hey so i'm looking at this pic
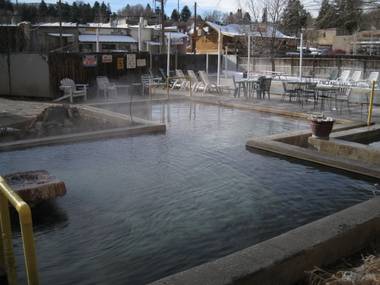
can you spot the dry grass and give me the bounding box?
[307,255,380,285]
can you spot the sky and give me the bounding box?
[12,0,321,16]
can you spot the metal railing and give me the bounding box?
[0,176,39,285]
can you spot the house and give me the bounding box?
[192,21,297,55]
[305,28,380,55]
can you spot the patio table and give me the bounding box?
[235,78,259,98]
[315,84,341,111]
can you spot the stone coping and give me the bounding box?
[245,121,380,179]
[308,125,380,167]
[150,198,380,285]
[0,105,166,152]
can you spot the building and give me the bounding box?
[192,21,297,55]
[307,28,380,55]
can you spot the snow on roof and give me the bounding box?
[79,34,137,43]
[205,21,295,39]
[146,24,178,31]
[165,32,188,39]
[35,22,129,29]
[48,33,74,37]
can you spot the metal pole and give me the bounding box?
[367,80,376,126]
[299,31,303,80]
[167,33,171,78]
[217,28,221,85]
[206,53,209,74]
[160,0,165,54]
[247,34,251,75]
[224,46,228,78]
[193,2,197,54]
[96,26,100,52]
[58,0,63,50]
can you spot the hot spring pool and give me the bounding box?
[0,101,376,285]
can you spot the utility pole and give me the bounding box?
[58,0,63,50]
[177,0,179,14]
[160,0,165,54]
[193,2,197,54]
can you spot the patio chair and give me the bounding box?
[320,69,339,85]
[232,75,243,98]
[334,69,351,85]
[141,74,165,96]
[256,77,272,100]
[282,82,298,102]
[348,70,362,86]
[96,76,117,99]
[187,70,204,92]
[357,71,379,88]
[198,71,220,94]
[172,69,187,90]
[335,86,352,113]
[301,82,318,108]
[55,78,87,103]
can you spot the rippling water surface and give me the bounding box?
[0,101,376,285]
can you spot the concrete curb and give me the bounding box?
[0,106,166,152]
[150,198,380,285]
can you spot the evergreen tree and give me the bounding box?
[180,5,191,22]
[243,12,251,23]
[281,0,309,35]
[171,9,180,22]
[335,0,361,33]
[262,7,267,23]
[316,0,338,29]
[47,4,57,19]
[38,0,48,20]
[71,2,80,22]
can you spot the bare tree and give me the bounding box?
[247,0,287,71]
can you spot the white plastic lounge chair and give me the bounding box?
[198,71,220,94]
[357,71,379,88]
[172,69,187,90]
[187,70,204,92]
[335,69,351,85]
[349,70,362,86]
[55,78,87,103]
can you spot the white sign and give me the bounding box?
[126,54,136,69]
[102,54,112,63]
[136,59,146,67]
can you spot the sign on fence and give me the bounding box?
[102,54,113,63]
[117,57,124,70]
[82,55,97,67]
[137,58,146,67]
[126,54,136,69]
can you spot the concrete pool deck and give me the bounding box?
[0,101,165,152]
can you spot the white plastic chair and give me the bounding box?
[187,70,204,92]
[349,70,362,86]
[198,71,220,94]
[96,76,117,99]
[55,78,87,103]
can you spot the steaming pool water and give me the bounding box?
[0,100,377,285]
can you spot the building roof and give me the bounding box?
[79,34,137,43]
[35,22,129,29]
[48,33,74,37]
[165,32,188,39]
[205,21,295,39]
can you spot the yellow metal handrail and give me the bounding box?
[0,176,39,285]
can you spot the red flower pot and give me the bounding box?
[310,119,335,139]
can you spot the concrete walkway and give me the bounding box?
[1,88,380,128]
